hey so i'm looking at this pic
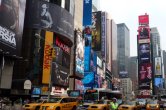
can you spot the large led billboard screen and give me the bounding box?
[0,0,26,56]
[91,11,101,51]
[138,14,149,25]
[75,31,84,77]
[155,57,162,76]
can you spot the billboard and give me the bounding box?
[119,71,128,78]
[90,50,97,72]
[25,0,74,39]
[42,31,53,84]
[138,63,152,89]
[52,62,70,87]
[139,43,151,64]
[0,0,26,56]
[155,57,162,76]
[82,72,95,85]
[138,27,150,39]
[101,12,106,59]
[83,0,92,25]
[84,26,91,72]
[91,11,101,51]
[75,31,84,77]
[138,14,149,25]
[75,79,84,93]
[154,78,164,94]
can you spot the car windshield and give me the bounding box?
[148,100,158,104]
[124,101,136,105]
[35,99,45,103]
[47,98,62,103]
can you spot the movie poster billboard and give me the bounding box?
[75,31,84,77]
[138,27,150,39]
[155,57,162,76]
[138,63,152,89]
[138,14,149,25]
[0,0,26,56]
[51,62,70,87]
[25,0,74,39]
[139,43,151,64]
[91,11,101,51]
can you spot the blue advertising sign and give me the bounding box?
[84,30,92,72]
[90,50,97,72]
[83,0,92,25]
[82,72,94,85]
[154,78,164,93]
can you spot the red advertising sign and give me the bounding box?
[139,63,152,81]
[139,14,149,25]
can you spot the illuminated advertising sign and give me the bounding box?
[138,63,152,89]
[92,11,101,51]
[42,31,53,84]
[90,50,97,72]
[155,57,162,76]
[138,14,149,25]
[76,31,84,77]
[84,27,92,72]
[139,43,151,63]
[67,90,80,97]
[119,71,128,78]
[82,72,94,85]
[52,62,69,87]
[138,26,150,39]
[0,0,26,56]
[101,12,106,59]
[25,0,74,39]
[83,0,92,25]
[154,78,163,94]
[75,79,84,93]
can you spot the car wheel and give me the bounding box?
[72,106,76,110]
[56,107,60,110]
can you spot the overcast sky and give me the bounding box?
[100,0,166,56]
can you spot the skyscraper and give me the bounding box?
[117,23,130,78]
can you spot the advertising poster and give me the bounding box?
[101,12,106,59]
[75,31,84,77]
[52,62,70,87]
[83,0,92,25]
[138,63,152,89]
[75,79,84,93]
[25,0,74,39]
[42,31,53,84]
[139,50,150,64]
[138,27,150,39]
[138,14,149,25]
[155,57,162,76]
[90,49,97,72]
[84,27,92,72]
[154,78,163,94]
[0,0,26,56]
[119,71,128,78]
[82,72,94,86]
[139,43,150,54]
[91,11,101,51]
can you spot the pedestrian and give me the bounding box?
[110,98,118,110]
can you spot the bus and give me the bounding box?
[84,88,122,103]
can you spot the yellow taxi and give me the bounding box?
[118,101,142,110]
[146,100,160,110]
[23,99,47,110]
[87,100,111,110]
[39,97,78,110]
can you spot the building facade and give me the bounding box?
[120,78,132,96]
[117,23,130,78]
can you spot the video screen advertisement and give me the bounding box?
[138,43,151,64]
[0,0,26,56]
[75,79,84,93]
[138,26,150,39]
[82,72,95,88]
[155,57,162,76]
[138,63,152,90]
[75,31,84,78]
[101,12,106,59]
[154,78,164,94]
[91,11,101,51]
[138,14,149,25]
[84,26,92,72]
